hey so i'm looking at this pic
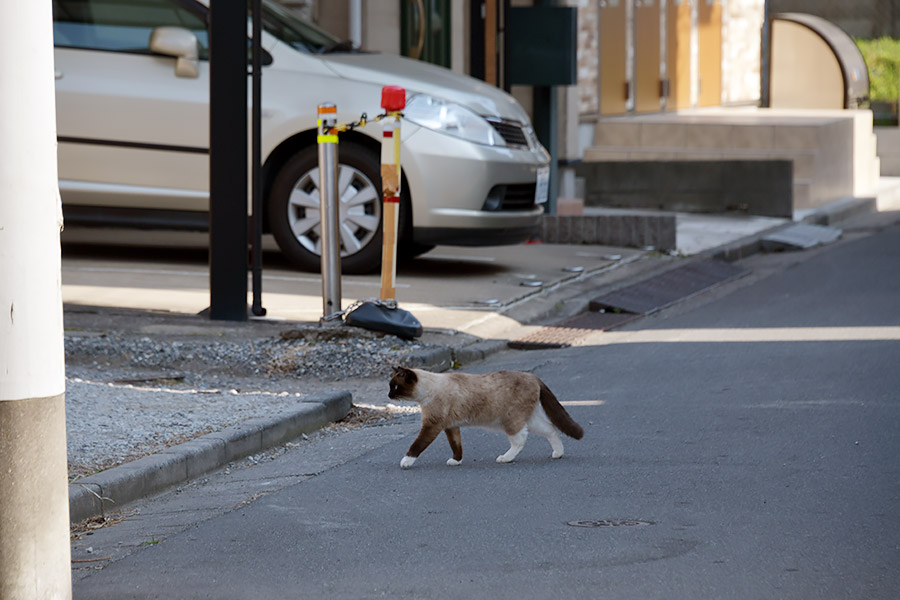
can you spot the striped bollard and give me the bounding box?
[380,85,405,300]
[317,102,342,323]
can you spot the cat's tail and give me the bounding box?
[538,380,584,440]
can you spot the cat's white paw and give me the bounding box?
[551,450,564,459]
[400,456,416,469]
[496,455,514,464]
[446,458,461,466]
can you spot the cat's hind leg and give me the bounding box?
[497,428,527,463]
[528,405,565,459]
[445,427,462,466]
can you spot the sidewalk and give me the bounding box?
[65,192,891,523]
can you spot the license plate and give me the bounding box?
[535,166,550,204]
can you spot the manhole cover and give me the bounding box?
[566,519,654,528]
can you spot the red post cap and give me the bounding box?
[381,85,406,111]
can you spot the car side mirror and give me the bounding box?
[149,26,200,78]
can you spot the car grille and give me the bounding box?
[483,183,537,211]
[486,118,529,148]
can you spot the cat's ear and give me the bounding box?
[394,366,417,383]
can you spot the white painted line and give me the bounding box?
[426,253,497,263]
[65,266,207,277]
[64,265,409,288]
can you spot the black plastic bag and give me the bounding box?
[344,300,422,339]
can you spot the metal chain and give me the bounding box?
[332,111,404,134]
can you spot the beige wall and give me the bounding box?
[363,0,401,54]
[722,0,763,105]
[770,19,845,109]
[576,0,600,117]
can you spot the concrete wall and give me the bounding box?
[575,160,794,217]
[875,126,900,175]
[278,0,401,55]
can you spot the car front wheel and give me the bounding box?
[269,142,383,274]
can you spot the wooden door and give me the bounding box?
[666,0,691,110]
[697,0,722,106]
[634,0,662,113]
[599,0,627,116]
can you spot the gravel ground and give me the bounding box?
[64,324,432,479]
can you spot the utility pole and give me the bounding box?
[0,1,72,598]
[208,0,249,321]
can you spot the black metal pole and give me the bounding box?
[208,0,248,321]
[250,0,266,317]
[530,0,558,215]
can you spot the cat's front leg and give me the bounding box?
[401,423,442,469]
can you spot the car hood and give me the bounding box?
[319,53,531,124]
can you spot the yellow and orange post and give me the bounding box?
[379,85,405,300]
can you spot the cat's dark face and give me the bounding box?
[388,367,418,400]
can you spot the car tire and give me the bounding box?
[269,142,385,274]
[398,241,435,261]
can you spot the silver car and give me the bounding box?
[53,0,550,273]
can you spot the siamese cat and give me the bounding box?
[388,366,584,469]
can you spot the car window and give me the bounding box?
[53,0,209,58]
[261,1,349,54]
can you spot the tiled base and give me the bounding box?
[541,214,676,250]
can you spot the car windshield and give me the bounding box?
[262,1,353,54]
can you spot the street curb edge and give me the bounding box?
[68,390,352,524]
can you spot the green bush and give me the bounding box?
[856,37,900,103]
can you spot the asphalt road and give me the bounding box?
[73,223,900,599]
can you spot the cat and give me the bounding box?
[388,366,584,469]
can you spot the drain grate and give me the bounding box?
[567,519,654,528]
[509,258,748,351]
[507,312,637,350]
[588,258,748,315]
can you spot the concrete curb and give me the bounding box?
[705,222,792,263]
[69,390,351,523]
[800,197,877,227]
[708,196,881,263]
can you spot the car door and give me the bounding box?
[54,0,211,217]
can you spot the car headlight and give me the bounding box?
[403,94,502,147]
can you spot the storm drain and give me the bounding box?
[507,312,637,350]
[588,258,749,315]
[508,258,748,350]
[566,520,654,528]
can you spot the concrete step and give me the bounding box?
[584,108,880,214]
